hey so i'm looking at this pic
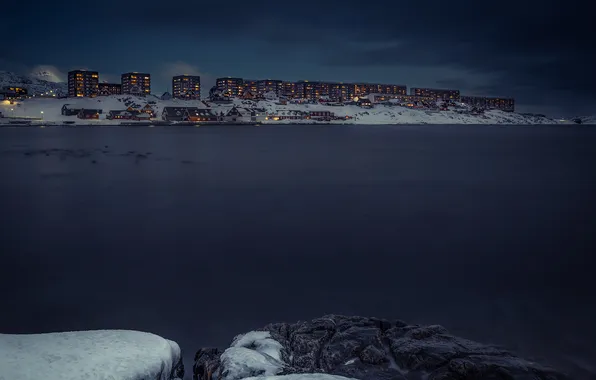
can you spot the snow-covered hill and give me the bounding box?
[0,71,67,96]
[573,116,596,124]
[0,94,561,125]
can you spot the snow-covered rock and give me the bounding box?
[193,315,568,380]
[217,332,286,380]
[0,330,184,380]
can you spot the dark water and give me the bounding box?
[1,125,595,379]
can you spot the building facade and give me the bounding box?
[460,96,515,112]
[172,75,201,100]
[328,83,352,102]
[1,86,28,99]
[121,73,151,95]
[98,83,122,96]
[257,79,283,97]
[295,81,331,100]
[243,79,258,95]
[68,70,99,97]
[409,87,460,100]
[216,77,244,97]
[282,81,297,98]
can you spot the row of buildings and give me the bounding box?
[213,78,515,111]
[58,103,341,124]
[215,77,414,102]
[62,70,513,112]
[68,71,152,97]
[67,70,202,100]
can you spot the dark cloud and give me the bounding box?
[1,0,594,115]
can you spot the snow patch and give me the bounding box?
[0,330,182,380]
[221,331,285,380]
[242,374,358,380]
[231,331,284,361]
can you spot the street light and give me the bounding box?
[41,111,44,120]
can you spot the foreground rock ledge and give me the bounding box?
[194,315,567,380]
[0,330,184,380]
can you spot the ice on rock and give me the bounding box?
[231,331,284,361]
[220,331,286,380]
[0,330,184,380]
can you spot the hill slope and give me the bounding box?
[0,94,561,125]
[0,71,67,96]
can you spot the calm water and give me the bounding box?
[1,124,595,379]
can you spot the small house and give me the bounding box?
[162,107,190,122]
[62,104,82,116]
[77,109,101,120]
[241,90,256,100]
[161,92,172,101]
[358,98,373,108]
[187,108,218,122]
[308,111,335,121]
[224,107,265,123]
[107,110,135,120]
[133,112,152,121]
[141,104,155,117]
[269,110,305,121]
[263,91,278,101]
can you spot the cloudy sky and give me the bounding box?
[1,0,593,116]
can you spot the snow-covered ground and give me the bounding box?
[0,330,183,380]
[0,94,561,125]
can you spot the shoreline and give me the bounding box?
[0,122,581,128]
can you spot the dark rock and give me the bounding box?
[193,348,223,380]
[171,355,185,380]
[195,315,569,380]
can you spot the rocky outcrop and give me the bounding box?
[194,315,568,380]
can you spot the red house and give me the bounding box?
[308,111,334,120]
[77,109,101,119]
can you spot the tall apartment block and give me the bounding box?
[216,77,244,97]
[409,87,460,100]
[68,70,99,97]
[121,72,151,95]
[172,75,201,100]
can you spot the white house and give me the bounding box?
[263,91,278,101]
[224,107,266,123]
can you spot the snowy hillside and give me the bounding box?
[0,94,561,125]
[0,330,184,380]
[0,71,67,96]
[573,116,596,124]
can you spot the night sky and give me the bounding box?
[1,0,594,116]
